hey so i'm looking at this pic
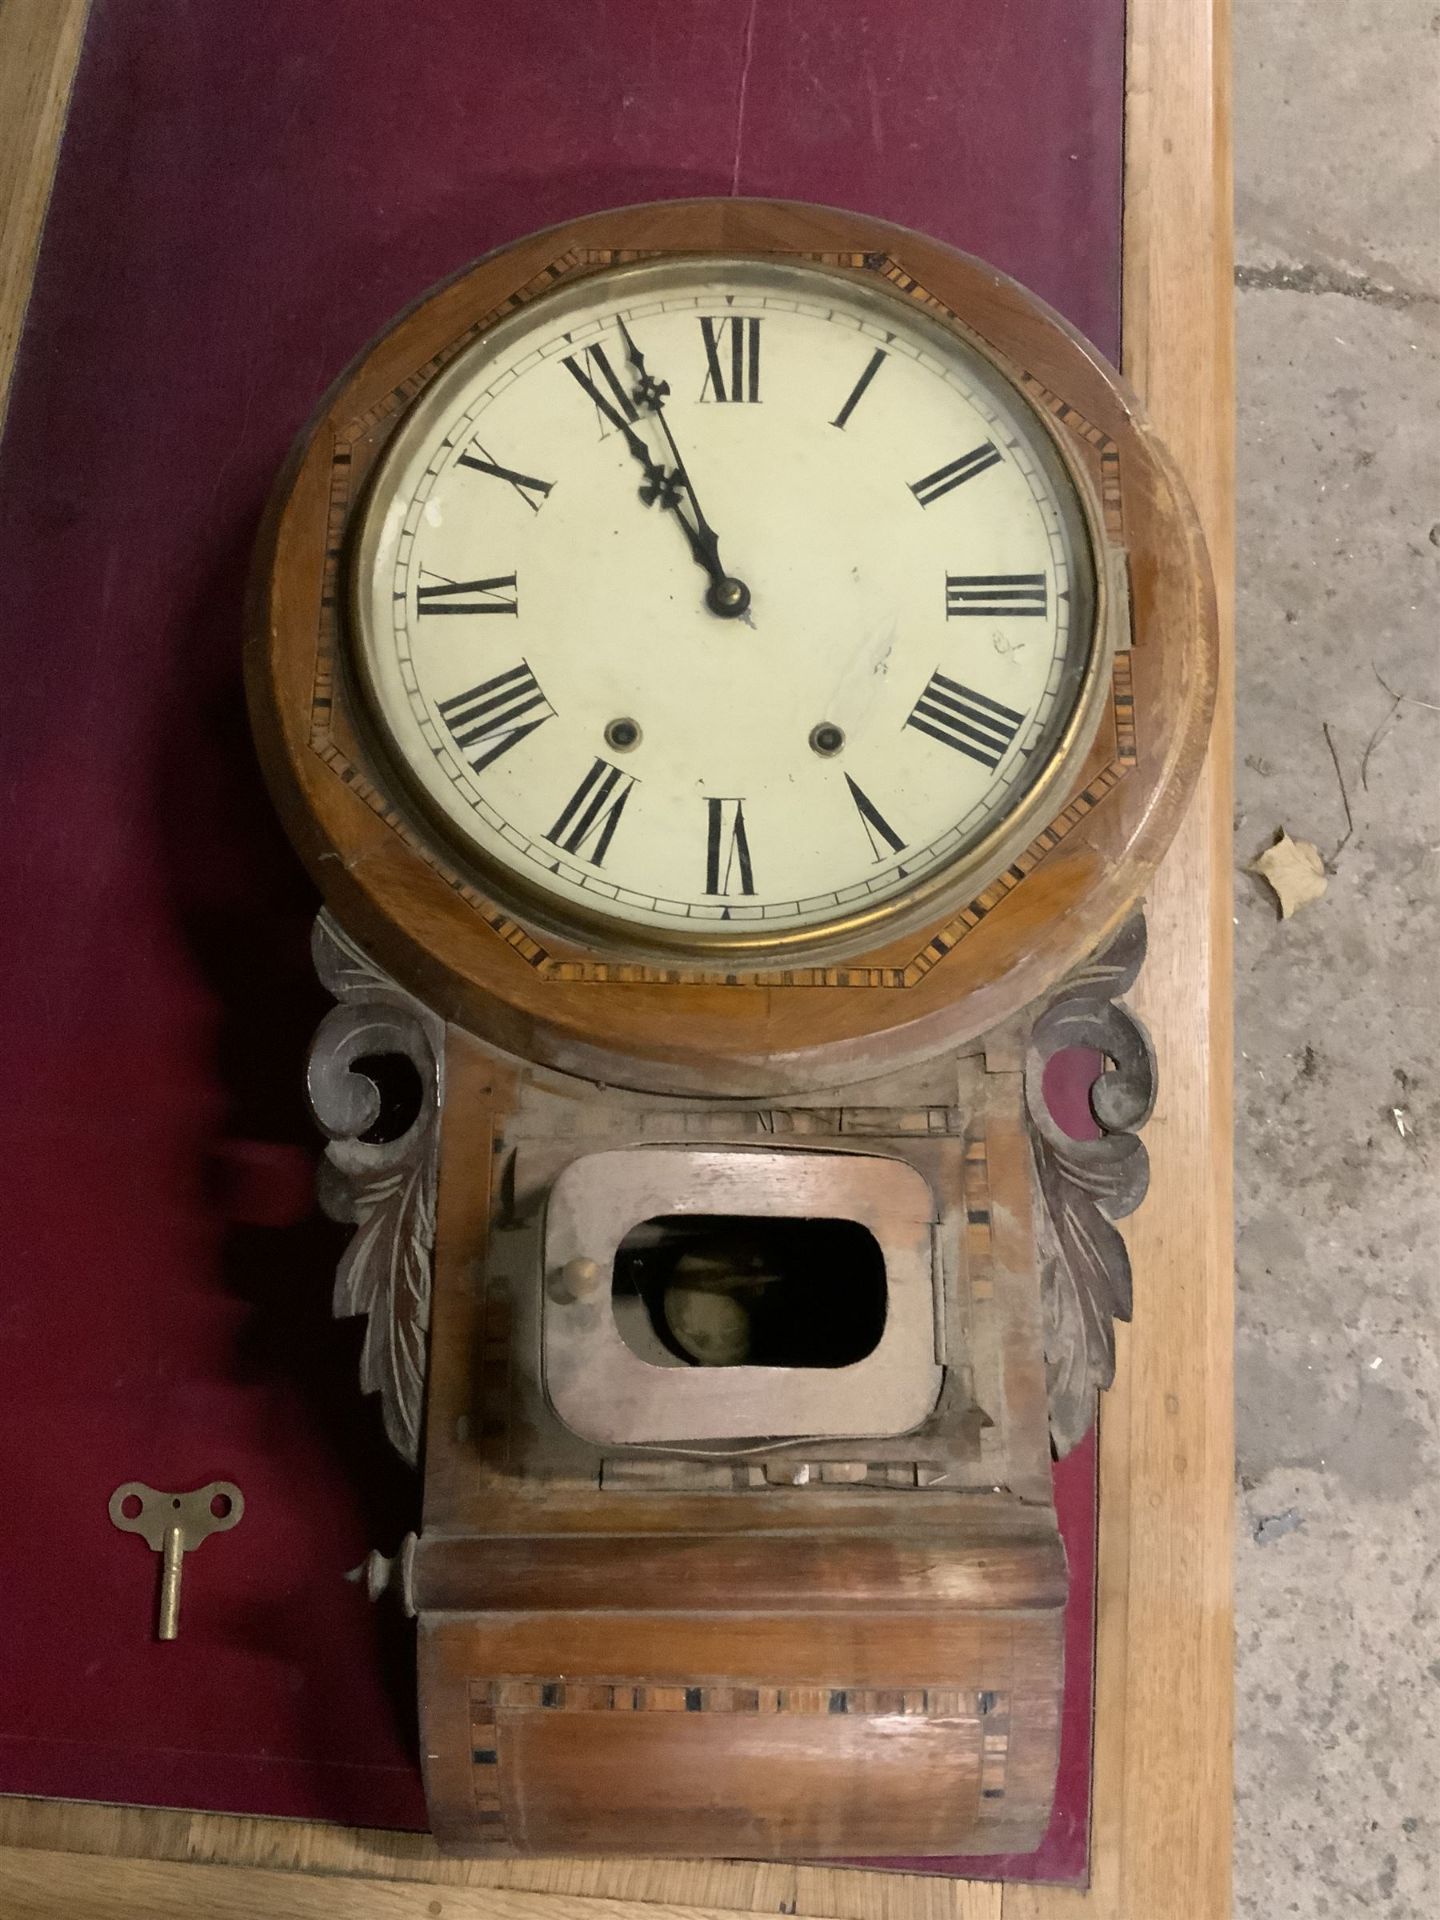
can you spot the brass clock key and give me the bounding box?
[108,1482,244,1640]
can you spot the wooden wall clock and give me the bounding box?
[247,198,1215,1859]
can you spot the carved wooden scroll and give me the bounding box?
[307,910,444,1465]
[1024,914,1155,1456]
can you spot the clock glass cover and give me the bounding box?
[350,256,1106,959]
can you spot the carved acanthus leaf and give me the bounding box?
[1024,913,1155,1457]
[308,910,443,1466]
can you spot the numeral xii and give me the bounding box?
[699,316,761,403]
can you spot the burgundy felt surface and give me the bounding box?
[0,0,1124,1881]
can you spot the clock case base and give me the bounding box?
[312,911,1152,1858]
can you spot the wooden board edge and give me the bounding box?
[1005,0,1237,1914]
[0,0,88,442]
[0,0,1233,1912]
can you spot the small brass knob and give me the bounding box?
[548,1256,604,1305]
[349,1533,417,1617]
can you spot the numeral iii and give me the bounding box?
[906,671,1026,770]
[945,573,1048,618]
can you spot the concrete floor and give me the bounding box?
[1232,3,1439,1914]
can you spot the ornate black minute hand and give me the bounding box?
[615,315,751,619]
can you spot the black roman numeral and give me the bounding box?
[545,758,636,866]
[704,798,755,895]
[844,775,905,861]
[415,570,518,616]
[909,442,1002,507]
[698,316,761,403]
[436,662,553,772]
[456,443,553,513]
[562,341,640,439]
[946,573,1048,618]
[830,347,887,429]
[905,671,1027,771]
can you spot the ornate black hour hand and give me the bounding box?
[615,316,751,619]
[562,343,686,516]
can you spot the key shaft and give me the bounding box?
[108,1481,244,1640]
[158,1523,185,1640]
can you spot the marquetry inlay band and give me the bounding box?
[599,1458,949,1491]
[304,239,1141,993]
[464,1676,1013,1842]
[964,1135,995,1302]
[471,1677,1008,1722]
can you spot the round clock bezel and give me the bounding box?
[248,198,1216,1096]
[343,252,1113,969]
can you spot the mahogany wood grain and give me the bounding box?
[412,1026,1067,1856]
[410,1531,1069,1617]
[420,1610,1063,1859]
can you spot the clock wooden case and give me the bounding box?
[247,199,1215,1858]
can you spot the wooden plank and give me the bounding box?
[0,0,87,439]
[0,1845,993,1920]
[1005,0,1236,1914]
[0,0,1232,1910]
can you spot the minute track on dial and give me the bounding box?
[351,252,1103,952]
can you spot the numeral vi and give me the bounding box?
[704,797,755,895]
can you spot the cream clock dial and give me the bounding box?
[351,256,1105,958]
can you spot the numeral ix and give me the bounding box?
[906,671,1026,771]
[416,570,518,616]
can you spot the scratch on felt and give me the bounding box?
[730,0,760,195]
[864,63,884,153]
